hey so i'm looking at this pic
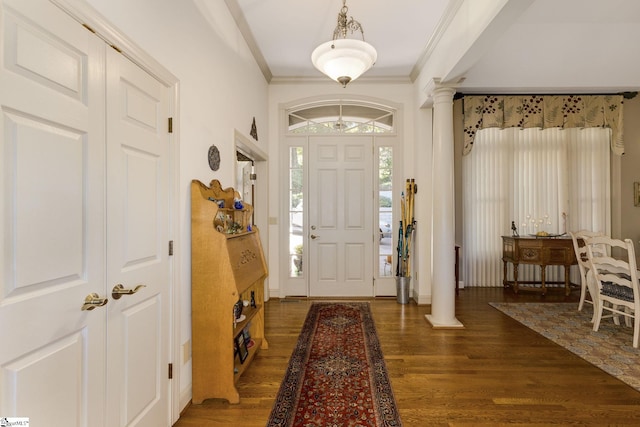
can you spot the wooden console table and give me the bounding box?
[502,236,577,296]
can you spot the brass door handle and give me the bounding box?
[310,234,318,240]
[111,284,146,300]
[82,293,108,311]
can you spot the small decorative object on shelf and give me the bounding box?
[234,198,244,210]
[228,221,242,234]
[511,221,519,237]
[208,197,224,208]
[250,291,256,308]
[522,213,554,235]
[235,333,248,363]
[250,117,258,141]
[233,299,243,321]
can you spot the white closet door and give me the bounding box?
[105,48,171,427]
[0,1,174,426]
[0,0,107,425]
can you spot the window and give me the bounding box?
[288,103,393,134]
[378,147,394,277]
[289,147,304,278]
[462,127,611,287]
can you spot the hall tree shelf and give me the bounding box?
[190,179,268,404]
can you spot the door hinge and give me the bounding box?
[168,117,173,133]
[168,240,174,256]
[168,363,173,379]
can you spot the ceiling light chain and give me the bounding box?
[333,1,365,41]
[311,0,377,87]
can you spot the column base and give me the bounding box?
[425,314,464,329]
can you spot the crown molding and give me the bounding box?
[224,0,272,83]
[409,0,464,83]
[51,0,178,85]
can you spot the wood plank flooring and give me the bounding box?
[174,288,640,426]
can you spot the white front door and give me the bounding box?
[105,48,171,426]
[0,0,107,424]
[308,136,373,297]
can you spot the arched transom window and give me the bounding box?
[288,102,394,134]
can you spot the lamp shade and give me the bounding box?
[311,38,377,87]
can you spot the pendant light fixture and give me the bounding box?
[311,0,377,87]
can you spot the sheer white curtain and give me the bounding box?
[462,127,610,287]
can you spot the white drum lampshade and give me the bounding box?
[311,38,377,87]
[311,0,377,87]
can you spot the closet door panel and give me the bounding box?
[105,47,171,427]
[0,0,106,425]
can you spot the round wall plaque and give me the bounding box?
[208,145,220,171]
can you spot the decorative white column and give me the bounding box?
[425,85,463,328]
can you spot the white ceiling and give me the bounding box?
[224,0,640,93]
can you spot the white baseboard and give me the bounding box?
[179,385,192,414]
[414,292,431,305]
[268,288,281,299]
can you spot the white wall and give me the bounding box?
[411,104,434,304]
[83,0,269,409]
[621,97,640,252]
[76,0,504,409]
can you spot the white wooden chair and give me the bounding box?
[569,230,605,322]
[585,236,640,348]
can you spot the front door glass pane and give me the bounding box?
[289,147,304,277]
[378,147,393,277]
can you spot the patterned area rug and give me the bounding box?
[267,302,402,427]
[490,302,640,392]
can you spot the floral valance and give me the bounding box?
[462,95,624,155]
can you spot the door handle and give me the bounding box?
[111,284,146,300]
[310,234,318,240]
[81,293,108,311]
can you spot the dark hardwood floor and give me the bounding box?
[174,287,640,426]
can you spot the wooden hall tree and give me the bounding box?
[190,179,268,404]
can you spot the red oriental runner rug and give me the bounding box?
[267,302,402,427]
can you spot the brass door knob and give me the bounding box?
[81,293,108,311]
[111,284,146,300]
